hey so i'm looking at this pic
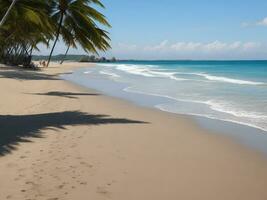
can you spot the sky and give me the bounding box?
[36,0,267,60]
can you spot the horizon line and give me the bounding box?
[32,55,267,62]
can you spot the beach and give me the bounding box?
[0,62,267,200]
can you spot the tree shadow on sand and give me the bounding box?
[0,67,59,81]
[0,111,148,156]
[30,91,100,99]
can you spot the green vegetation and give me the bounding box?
[33,54,117,63]
[0,0,110,68]
[79,55,116,62]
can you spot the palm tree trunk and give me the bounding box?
[46,12,64,67]
[0,0,18,27]
[60,44,70,64]
[29,45,34,57]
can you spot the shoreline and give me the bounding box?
[62,63,267,155]
[1,62,267,199]
[63,63,267,133]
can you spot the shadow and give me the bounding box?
[0,111,147,156]
[0,67,58,81]
[31,91,100,99]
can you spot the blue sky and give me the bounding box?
[36,0,267,59]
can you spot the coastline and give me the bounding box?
[0,62,267,199]
[64,62,267,133]
[62,63,267,155]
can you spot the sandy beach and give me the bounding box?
[0,62,267,200]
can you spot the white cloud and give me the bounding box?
[257,17,267,26]
[242,42,261,50]
[171,42,202,51]
[229,42,242,49]
[242,17,267,27]
[204,41,227,51]
[143,40,261,52]
[144,40,169,51]
[107,40,267,60]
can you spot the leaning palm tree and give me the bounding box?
[59,27,75,64]
[0,0,19,27]
[0,0,55,65]
[59,18,110,64]
[47,0,111,67]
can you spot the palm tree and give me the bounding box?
[0,0,111,67]
[0,0,54,65]
[59,27,74,64]
[0,0,18,27]
[46,0,111,67]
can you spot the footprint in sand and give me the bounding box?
[25,181,35,185]
[57,185,65,189]
[20,156,27,159]
[78,181,87,185]
[106,180,116,186]
[19,174,25,178]
[96,186,110,196]
[79,161,93,168]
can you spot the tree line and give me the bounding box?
[0,0,111,67]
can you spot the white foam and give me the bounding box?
[123,86,207,105]
[99,63,265,85]
[97,63,120,67]
[123,86,267,131]
[84,71,92,74]
[99,70,120,78]
[115,64,155,77]
[195,73,265,85]
[148,71,187,81]
[156,104,267,132]
[168,71,265,85]
[206,100,267,119]
[114,64,187,80]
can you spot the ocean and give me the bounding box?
[63,60,267,133]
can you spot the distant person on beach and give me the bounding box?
[41,60,47,67]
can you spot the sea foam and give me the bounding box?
[100,70,120,78]
[115,64,187,80]
[94,62,267,132]
[196,73,265,85]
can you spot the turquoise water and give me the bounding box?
[68,61,267,132]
